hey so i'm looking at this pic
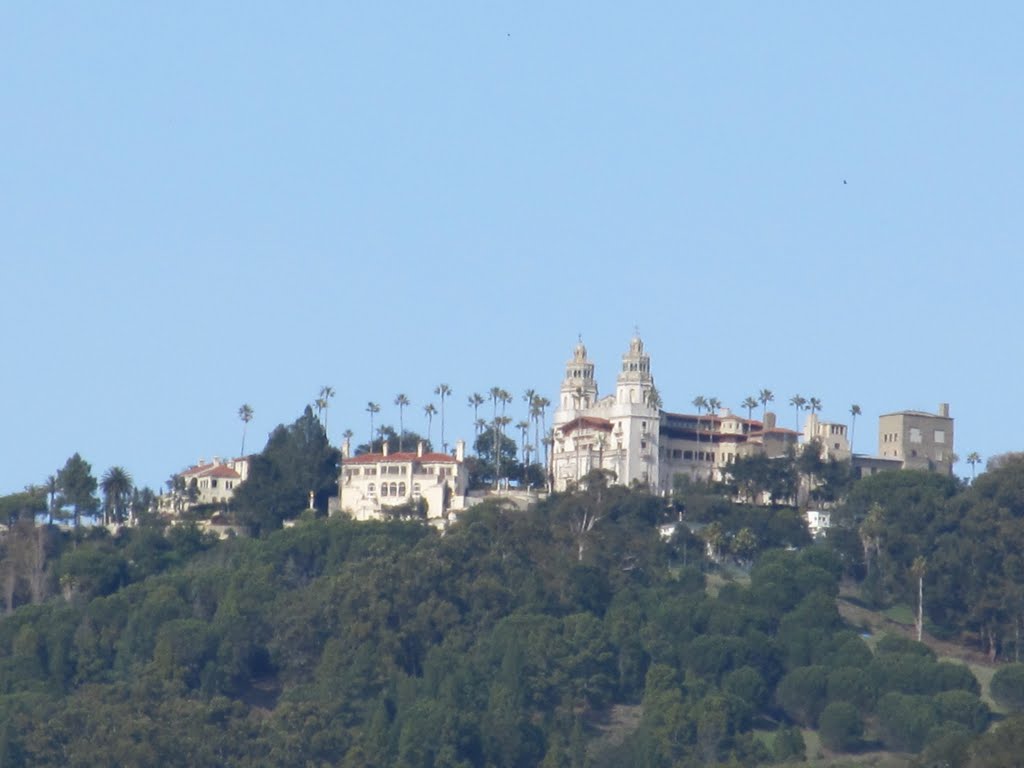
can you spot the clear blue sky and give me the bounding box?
[3,3,1021,494]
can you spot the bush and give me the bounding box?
[990,663,1024,712]
[772,726,805,762]
[818,701,862,752]
[776,666,828,727]
[933,690,989,733]
[876,692,936,752]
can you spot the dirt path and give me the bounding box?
[836,597,994,667]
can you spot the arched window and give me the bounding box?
[413,483,421,497]
[398,482,406,496]
[381,483,388,497]
[390,482,398,496]
[368,483,376,496]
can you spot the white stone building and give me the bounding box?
[550,337,799,493]
[334,439,468,524]
[160,456,251,515]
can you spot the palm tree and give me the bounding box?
[534,396,551,468]
[423,403,438,446]
[742,396,758,421]
[789,394,807,431]
[366,402,380,449]
[648,385,663,410]
[45,474,59,525]
[394,394,410,450]
[808,397,822,417]
[758,388,775,422]
[967,451,982,480]
[238,404,254,456]
[495,415,512,488]
[100,466,134,526]
[342,428,354,454]
[434,384,452,452]
[849,404,862,454]
[488,387,502,422]
[707,397,721,416]
[692,395,708,452]
[468,393,485,425]
[474,418,487,448]
[912,556,927,642]
[319,386,336,438]
[499,389,513,418]
[517,420,530,463]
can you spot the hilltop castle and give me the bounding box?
[549,336,953,494]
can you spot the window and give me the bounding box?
[398,482,406,496]
[935,430,946,444]
[910,428,922,444]
[390,482,398,496]
[368,482,376,496]
[683,450,693,460]
[380,483,388,497]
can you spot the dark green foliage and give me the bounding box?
[776,666,829,727]
[933,690,990,733]
[56,453,99,526]
[876,692,938,752]
[772,726,806,762]
[966,715,1024,768]
[818,701,862,752]
[233,406,340,534]
[0,477,1007,766]
[990,662,1024,712]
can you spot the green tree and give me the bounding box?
[57,453,99,527]
[100,466,134,526]
[758,388,774,422]
[394,394,410,450]
[423,403,438,446]
[967,451,982,480]
[318,385,335,438]
[233,406,339,534]
[990,663,1024,712]
[849,404,861,454]
[366,402,380,449]
[741,396,758,420]
[789,394,807,431]
[238,403,254,456]
[818,701,862,752]
[434,384,452,453]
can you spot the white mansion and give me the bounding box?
[332,439,469,525]
[549,336,954,494]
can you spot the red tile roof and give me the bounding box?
[344,451,458,464]
[559,416,614,434]
[180,462,242,480]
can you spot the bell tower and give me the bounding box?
[615,335,654,407]
[560,337,598,412]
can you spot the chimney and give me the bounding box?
[764,412,776,430]
[455,439,465,462]
[342,438,350,459]
[938,402,950,418]
[382,441,389,457]
[417,441,424,457]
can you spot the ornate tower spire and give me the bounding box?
[616,334,654,407]
[560,337,598,411]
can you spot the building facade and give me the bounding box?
[334,439,468,524]
[550,337,799,493]
[877,404,954,474]
[159,456,251,515]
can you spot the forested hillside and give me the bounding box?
[2,465,1024,766]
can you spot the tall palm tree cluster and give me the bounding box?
[343,386,553,480]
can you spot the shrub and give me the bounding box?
[990,663,1024,712]
[818,701,862,752]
